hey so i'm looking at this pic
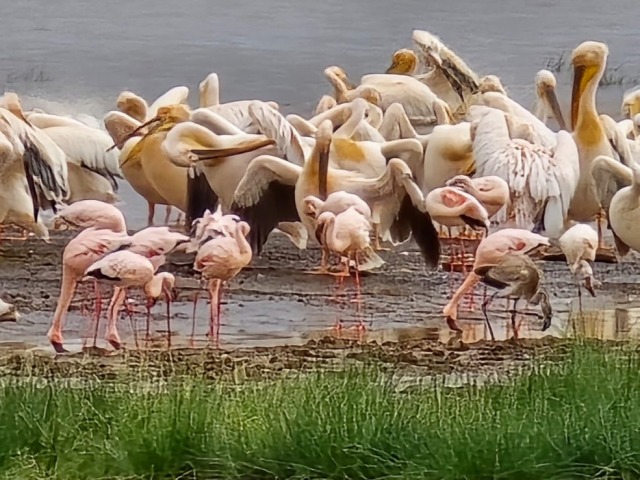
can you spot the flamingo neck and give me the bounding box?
[145,272,173,299]
[235,225,252,259]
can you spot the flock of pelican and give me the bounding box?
[1,29,640,348]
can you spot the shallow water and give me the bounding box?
[1,0,639,227]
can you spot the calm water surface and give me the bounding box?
[1,0,639,227]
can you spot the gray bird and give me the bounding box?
[477,253,552,340]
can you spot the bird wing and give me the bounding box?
[231,155,301,254]
[0,109,69,217]
[472,108,578,234]
[43,125,122,189]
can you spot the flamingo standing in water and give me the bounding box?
[442,228,550,333]
[108,226,189,345]
[47,227,132,352]
[84,250,176,348]
[314,202,374,331]
[193,220,252,345]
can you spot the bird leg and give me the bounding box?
[163,287,173,350]
[351,253,366,333]
[92,280,102,348]
[216,281,224,347]
[106,287,126,350]
[191,289,200,347]
[207,279,221,348]
[122,290,139,349]
[481,291,499,342]
[304,248,332,275]
[372,223,390,251]
[164,205,173,225]
[147,202,155,227]
[510,298,519,340]
[596,207,605,249]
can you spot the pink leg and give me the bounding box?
[207,279,221,347]
[106,287,126,350]
[352,253,366,334]
[191,290,200,346]
[163,288,172,350]
[216,282,224,346]
[122,290,139,349]
[443,272,481,332]
[92,280,102,348]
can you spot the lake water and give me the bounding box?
[1,0,638,227]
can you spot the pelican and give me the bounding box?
[232,120,441,268]
[470,105,579,236]
[198,72,280,133]
[567,41,623,249]
[590,155,640,256]
[622,86,640,120]
[36,120,122,204]
[117,86,189,123]
[324,65,440,128]
[0,95,68,239]
[532,70,567,130]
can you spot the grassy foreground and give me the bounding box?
[1,343,640,479]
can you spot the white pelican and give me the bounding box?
[198,72,280,133]
[470,105,579,236]
[117,86,189,123]
[324,65,440,127]
[567,41,624,248]
[232,120,441,268]
[532,70,567,130]
[622,86,640,120]
[0,96,68,239]
[590,155,640,256]
[249,100,423,181]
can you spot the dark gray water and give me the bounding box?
[1,0,639,226]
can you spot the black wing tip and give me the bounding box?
[186,171,219,226]
[398,196,440,270]
[230,182,299,256]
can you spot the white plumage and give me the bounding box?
[470,106,579,236]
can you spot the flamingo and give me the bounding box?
[84,250,176,349]
[47,227,132,352]
[443,229,550,332]
[51,200,127,233]
[445,175,510,220]
[557,223,599,310]
[481,253,552,340]
[302,191,381,273]
[193,220,252,345]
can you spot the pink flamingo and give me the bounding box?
[108,226,188,344]
[47,227,132,352]
[83,250,176,349]
[425,186,490,286]
[302,191,378,273]
[188,207,240,251]
[315,205,373,331]
[193,220,252,345]
[443,228,550,333]
[52,200,127,232]
[445,175,510,220]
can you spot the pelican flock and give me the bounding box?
[1,29,639,349]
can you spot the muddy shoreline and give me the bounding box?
[1,230,640,379]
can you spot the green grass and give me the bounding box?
[1,343,640,479]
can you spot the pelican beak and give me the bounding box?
[544,84,567,131]
[9,105,32,127]
[571,63,598,130]
[107,115,160,152]
[191,138,275,161]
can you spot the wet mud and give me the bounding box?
[1,230,640,379]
